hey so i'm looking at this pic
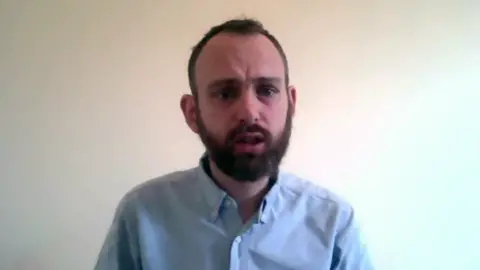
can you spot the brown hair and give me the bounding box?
[187,18,290,97]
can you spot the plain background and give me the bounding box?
[1,1,479,269]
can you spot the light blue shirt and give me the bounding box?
[95,157,373,270]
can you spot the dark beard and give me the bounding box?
[196,104,293,182]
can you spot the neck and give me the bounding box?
[209,158,271,222]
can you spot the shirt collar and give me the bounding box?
[195,153,282,223]
[196,153,228,221]
[258,175,281,223]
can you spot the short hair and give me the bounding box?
[187,18,290,97]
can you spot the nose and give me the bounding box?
[234,89,260,124]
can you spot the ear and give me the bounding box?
[287,85,297,115]
[180,94,200,134]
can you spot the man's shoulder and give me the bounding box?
[133,168,197,194]
[277,172,354,219]
[279,172,352,208]
[118,167,199,210]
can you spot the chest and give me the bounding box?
[136,216,336,270]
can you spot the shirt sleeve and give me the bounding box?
[94,196,141,270]
[332,207,375,270]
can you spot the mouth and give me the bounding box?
[233,132,266,153]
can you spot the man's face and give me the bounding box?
[182,33,296,182]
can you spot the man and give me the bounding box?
[95,18,373,270]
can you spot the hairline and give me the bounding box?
[187,20,290,100]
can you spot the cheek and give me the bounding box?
[200,109,230,138]
[265,103,289,134]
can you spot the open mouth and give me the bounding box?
[233,133,266,152]
[235,133,265,144]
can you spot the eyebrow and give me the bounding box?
[207,76,282,90]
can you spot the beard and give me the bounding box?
[196,104,293,182]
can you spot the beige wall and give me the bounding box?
[1,1,479,269]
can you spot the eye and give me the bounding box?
[256,84,279,97]
[214,87,239,101]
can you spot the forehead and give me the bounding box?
[194,33,285,91]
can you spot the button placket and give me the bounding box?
[229,236,242,270]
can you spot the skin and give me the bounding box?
[181,33,297,221]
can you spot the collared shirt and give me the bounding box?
[94,157,373,270]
